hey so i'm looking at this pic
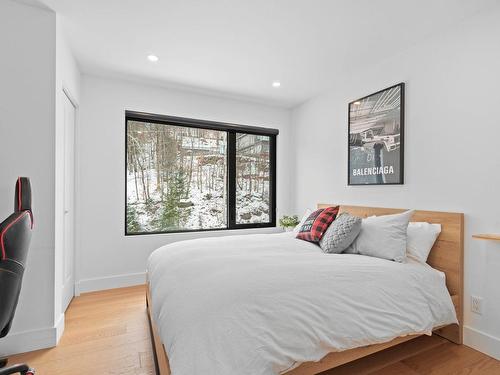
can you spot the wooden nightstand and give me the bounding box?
[472,234,500,241]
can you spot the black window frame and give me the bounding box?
[125,110,278,236]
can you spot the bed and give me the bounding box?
[146,205,464,375]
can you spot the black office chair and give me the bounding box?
[0,178,35,375]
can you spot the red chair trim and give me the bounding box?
[0,211,30,260]
[17,176,22,211]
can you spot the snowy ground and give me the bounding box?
[127,171,269,233]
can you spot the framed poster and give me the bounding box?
[348,83,404,185]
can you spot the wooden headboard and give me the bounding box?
[318,204,464,344]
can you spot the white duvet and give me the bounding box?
[147,232,457,375]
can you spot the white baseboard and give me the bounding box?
[464,325,500,360]
[75,272,146,294]
[0,321,62,357]
[54,313,65,344]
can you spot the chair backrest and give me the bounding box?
[0,177,33,338]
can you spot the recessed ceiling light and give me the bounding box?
[147,54,159,62]
[272,81,281,88]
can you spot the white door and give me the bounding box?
[62,92,76,312]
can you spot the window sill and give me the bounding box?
[126,225,282,239]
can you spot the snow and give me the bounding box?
[127,168,227,232]
[127,169,270,232]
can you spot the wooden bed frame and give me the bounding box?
[146,204,464,375]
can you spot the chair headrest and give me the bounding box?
[15,177,32,212]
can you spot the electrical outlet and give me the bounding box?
[471,296,483,315]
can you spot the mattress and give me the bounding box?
[147,232,457,375]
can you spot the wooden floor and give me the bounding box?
[8,285,500,375]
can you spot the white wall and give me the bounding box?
[77,76,292,292]
[291,8,500,359]
[0,0,57,356]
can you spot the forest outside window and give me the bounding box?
[125,111,278,235]
[236,133,271,224]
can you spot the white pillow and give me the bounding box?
[293,209,312,234]
[347,210,414,262]
[407,222,441,263]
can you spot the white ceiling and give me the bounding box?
[38,0,497,107]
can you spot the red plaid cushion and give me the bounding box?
[296,206,340,242]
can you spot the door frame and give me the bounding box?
[62,86,80,301]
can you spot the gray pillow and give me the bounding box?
[319,213,362,254]
[346,210,414,262]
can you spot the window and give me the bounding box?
[125,111,277,235]
[236,133,271,224]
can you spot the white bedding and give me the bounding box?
[147,232,457,375]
